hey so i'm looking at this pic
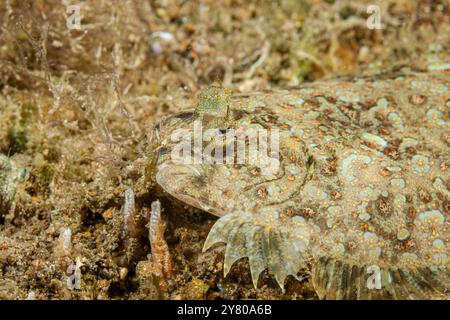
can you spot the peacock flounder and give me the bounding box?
[153,66,449,299]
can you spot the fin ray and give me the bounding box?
[203,211,312,290]
[312,259,449,300]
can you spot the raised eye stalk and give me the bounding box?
[195,86,232,128]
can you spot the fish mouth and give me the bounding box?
[155,161,226,217]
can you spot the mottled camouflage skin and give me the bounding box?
[154,62,449,299]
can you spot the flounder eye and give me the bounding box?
[195,86,232,128]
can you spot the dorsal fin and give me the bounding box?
[312,258,449,300]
